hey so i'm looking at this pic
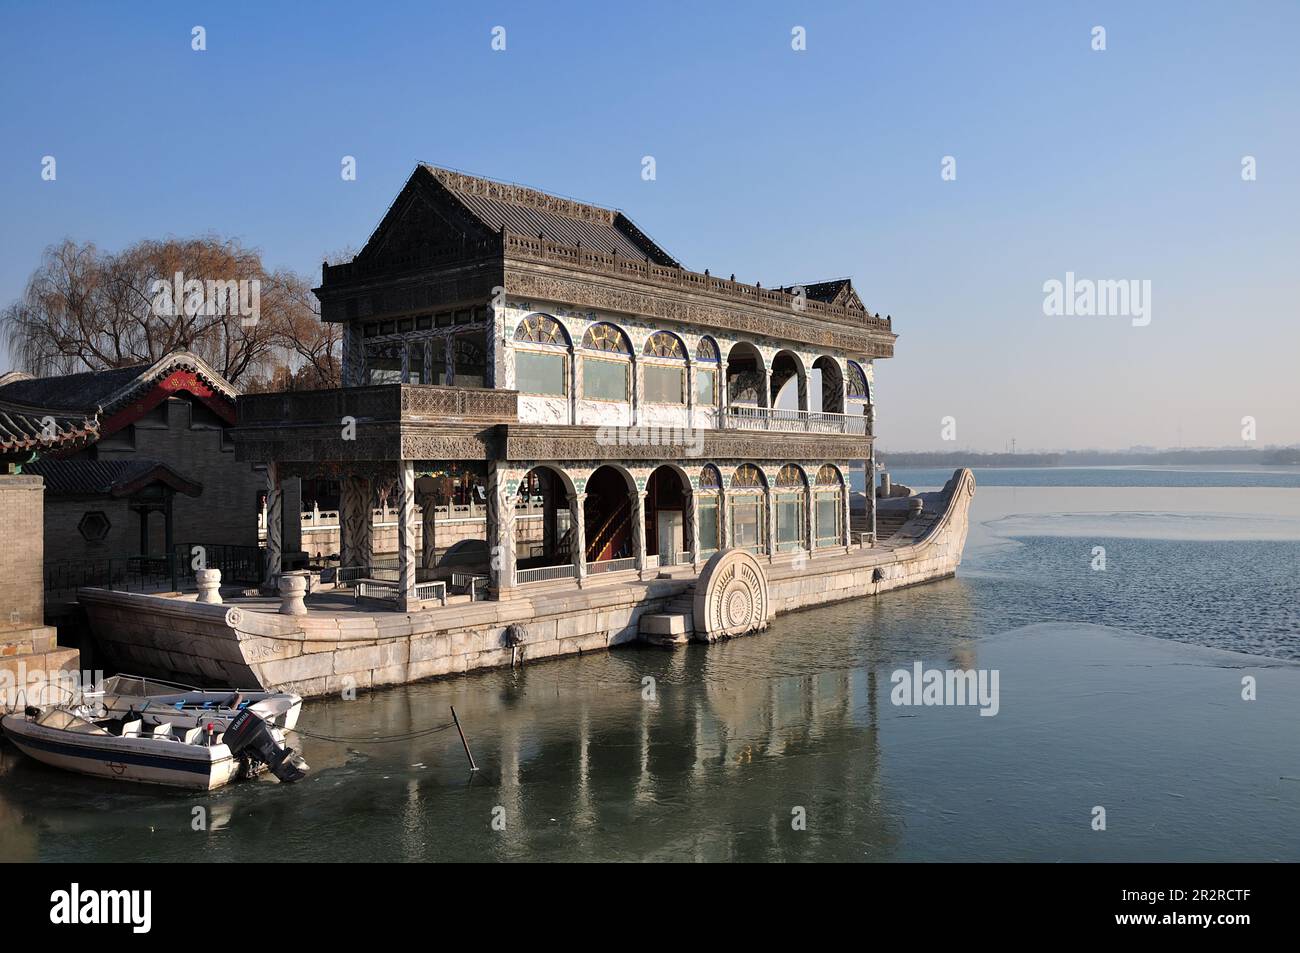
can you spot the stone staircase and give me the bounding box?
[639,586,696,647]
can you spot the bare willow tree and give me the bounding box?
[1,236,340,391]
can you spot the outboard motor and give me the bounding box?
[223,708,309,783]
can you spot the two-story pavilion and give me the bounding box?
[235,165,897,608]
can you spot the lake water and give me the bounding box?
[2,465,1298,862]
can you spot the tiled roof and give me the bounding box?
[425,165,680,267]
[775,279,865,310]
[0,352,237,417]
[0,401,99,460]
[23,458,202,497]
[0,364,147,413]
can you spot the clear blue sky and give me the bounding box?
[2,0,1296,451]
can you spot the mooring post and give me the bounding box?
[450,705,478,771]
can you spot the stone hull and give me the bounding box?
[79,470,975,699]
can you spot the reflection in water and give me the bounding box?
[2,478,1297,861]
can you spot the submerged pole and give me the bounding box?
[450,705,478,771]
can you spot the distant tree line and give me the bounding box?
[1,236,341,392]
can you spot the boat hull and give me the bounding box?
[1,715,239,791]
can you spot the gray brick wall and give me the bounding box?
[45,397,261,564]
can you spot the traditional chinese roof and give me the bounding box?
[22,458,202,498]
[422,165,680,267]
[321,164,898,359]
[0,352,237,417]
[0,400,100,462]
[776,279,867,312]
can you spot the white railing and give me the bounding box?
[516,564,577,584]
[338,563,400,585]
[354,579,447,605]
[587,557,636,575]
[723,405,868,435]
[658,551,691,567]
[450,571,490,601]
[259,499,546,533]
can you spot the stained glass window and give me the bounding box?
[644,331,686,359]
[582,322,632,355]
[515,313,569,346]
[847,361,869,399]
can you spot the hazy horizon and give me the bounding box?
[2,1,1297,452]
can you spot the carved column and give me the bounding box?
[488,461,516,595]
[421,493,437,569]
[856,460,867,549]
[631,489,648,574]
[263,462,282,589]
[631,356,642,426]
[761,365,772,410]
[570,492,587,581]
[765,485,777,562]
[569,348,580,425]
[340,474,372,569]
[805,482,816,558]
[719,359,730,424]
[443,332,455,385]
[342,322,364,387]
[685,487,700,567]
[719,488,730,549]
[397,460,417,610]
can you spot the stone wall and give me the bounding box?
[47,398,262,565]
[0,476,44,626]
[78,471,975,700]
[293,513,543,560]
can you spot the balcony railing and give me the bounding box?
[587,557,636,575]
[516,564,577,584]
[723,405,870,435]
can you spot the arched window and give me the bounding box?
[728,464,766,554]
[695,337,719,406]
[774,465,807,553]
[697,465,722,556]
[513,315,569,396]
[643,331,686,404]
[582,322,632,354]
[847,361,869,400]
[581,323,632,401]
[814,465,844,547]
[644,331,686,359]
[515,313,569,346]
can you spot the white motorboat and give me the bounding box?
[0,704,309,791]
[91,674,302,732]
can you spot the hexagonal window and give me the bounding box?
[77,510,111,542]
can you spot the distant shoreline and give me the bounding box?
[878,449,1300,468]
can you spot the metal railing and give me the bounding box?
[516,564,577,584]
[587,557,636,575]
[450,571,490,601]
[45,544,264,598]
[723,405,869,435]
[337,562,399,585]
[354,579,447,605]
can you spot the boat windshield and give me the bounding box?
[104,675,191,697]
[36,708,109,734]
